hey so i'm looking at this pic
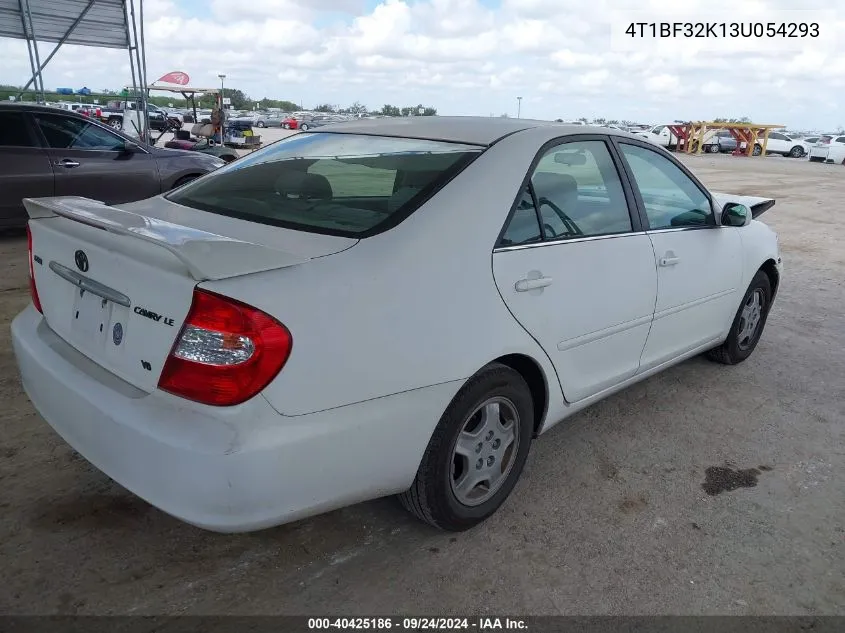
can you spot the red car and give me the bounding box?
[282,116,314,131]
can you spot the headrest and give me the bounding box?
[274,171,333,200]
[532,172,578,198]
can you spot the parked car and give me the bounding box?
[231,112,285,128]
[13,118,781,533]
[702,130,739,153]
[808,134,845,162]
[640,124,685,149]
[98,100,169,132]
[762,132,808,158]
[0,103,225,229]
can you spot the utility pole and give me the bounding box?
[517,96,522,119]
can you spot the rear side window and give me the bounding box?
[836,137,845,144]
[0,112,35,147]
[166,133,482,237]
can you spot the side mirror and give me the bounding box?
[122,140,141,153]
[722,203,750,227]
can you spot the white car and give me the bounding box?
[12,119,782,533]
[808,134,845,162]
[639,124,685,149]
[762,132,809,158]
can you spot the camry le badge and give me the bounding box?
[74,250,89,272]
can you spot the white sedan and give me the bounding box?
[13,118,782,533]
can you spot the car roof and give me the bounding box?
[0,101,92,118]
[316,116,604,146]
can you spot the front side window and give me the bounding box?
[769,133,786,141]
[34,114,124,151]
[166,132,482,237]
[618,143,713,230]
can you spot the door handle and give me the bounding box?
[515,276,553,292]
[55,159,80,168]
[659,255,680,267]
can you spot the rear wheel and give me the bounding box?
[707,271,772,365]
[752,144,762,156]
[708,143,721,153]
[398,363,534,531]
[108,118,122,130]
[257,121,265,128]
[789,145,805,158]
[300,123,310,131]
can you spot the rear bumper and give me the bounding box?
[12,306,460,532]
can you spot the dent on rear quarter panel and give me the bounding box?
[202,128,569,418]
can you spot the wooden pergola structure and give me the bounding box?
[668,121,786,157]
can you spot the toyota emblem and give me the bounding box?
[74,250,89,272]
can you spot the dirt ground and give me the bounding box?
[0,152,843,616]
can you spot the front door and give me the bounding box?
[31,111,161,205]
[615,141,743,370]
[493,138,657,403]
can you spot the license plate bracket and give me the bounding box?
[71,287,113,346]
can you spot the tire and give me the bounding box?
[707,270,772,365]
[108,118,122,130]
[220,154,237,163]
[257,121,265,128]
[283,123,290,129]
[752,144,762,156]
[398,363,534,531]
[300,123,309,131]
[789,145,805,158]
[809,156,824,162]
[708,143,721,153]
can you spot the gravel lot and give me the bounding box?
[0,151,843,616]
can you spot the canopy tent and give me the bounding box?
[0,0,150,137]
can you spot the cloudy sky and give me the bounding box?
[1,0,843,129]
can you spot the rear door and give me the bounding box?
[493,137,657,403]
[615,140,742,370]
[31,111,162,204]
[765,132,789,154]
[0,110,54,227]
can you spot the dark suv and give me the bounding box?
[0,103,226,229]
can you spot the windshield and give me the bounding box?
[166,132,482,237]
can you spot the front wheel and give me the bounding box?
[752,144,762,156]
[708,143,721,153]
[707,270,772,365]
[789,145,805,158]
[398,363,534,531]
[282,123,290,129]
[108,118,122,130]
[257,121,265,128]
[299,123,309,131]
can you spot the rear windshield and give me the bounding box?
[166,132,483,237]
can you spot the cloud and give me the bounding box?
[0,0,843,129]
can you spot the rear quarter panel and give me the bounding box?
[203,128,568,418]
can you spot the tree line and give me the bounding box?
[0,84,436,116]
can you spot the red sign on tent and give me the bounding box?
[156,71,190,85]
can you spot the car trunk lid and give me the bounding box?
[25,196,355,393]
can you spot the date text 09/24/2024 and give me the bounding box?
[624,22,819,38]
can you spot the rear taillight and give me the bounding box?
[158,289,292,406]
[26,224,43,314]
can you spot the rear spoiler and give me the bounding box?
[710,192,775,219]
[23,196,308,281]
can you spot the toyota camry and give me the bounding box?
[12,117,781,532]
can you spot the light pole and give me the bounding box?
[218,74,226,145]
[517,96,522,119]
